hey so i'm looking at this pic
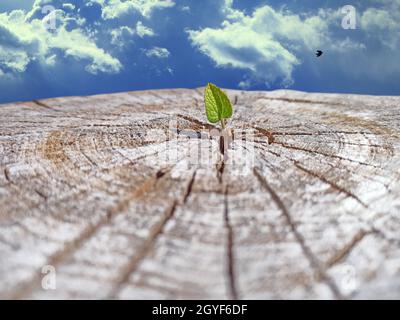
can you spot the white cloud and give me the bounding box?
[110,21,154,47]
[189,0,400,87]
[136,21,155,38]
[145,46,170,58]
[97,0,175,19]
[110,25,135,47]
[188,1,329,86]
[0,45,30,73]
[361,9,397,32]
[0,0,176,78]
[62,3,75,11]
[181,6,190,13]
[360,7,400,50]
[0,6,122,75]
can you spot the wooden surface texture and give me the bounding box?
[0,88,400,299]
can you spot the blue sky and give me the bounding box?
[0,0,399,103]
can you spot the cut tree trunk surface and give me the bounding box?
[0,88,399,299]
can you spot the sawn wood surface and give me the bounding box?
[0,88,399,299]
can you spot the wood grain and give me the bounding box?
[0,88,399,299]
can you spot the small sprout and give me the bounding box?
[204,83,233,130]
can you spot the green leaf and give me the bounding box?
[204,83,233,124]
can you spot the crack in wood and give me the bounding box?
[108,156,203,297]
[114,148,163,166]
[3,168,11,183]
[217,160,225,184]
[216,138,238,300]
[253,126,275,144]
[253,142,368,208]
[255,142,392,193]
[183,170,196,204]
[274,141,381,168]
[16,162,181,293]
[325,230,371,269]
[293,162,368,208]
[311,139,387,149]
[272,132,314,136]
[272,130,374,136]
[156,169,167,179]
[32,100,58,112]
[6,173,162,299]
[233,95,239,106]
[176,114,215,130]
[370,227,400,247]
[253,168,344,299]
[34,189,48,201]
[108,200,178,298]
[80,150,98,167]
[224,186,238,300]
[256,96,346,106]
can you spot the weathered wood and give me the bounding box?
[0,88,399,299]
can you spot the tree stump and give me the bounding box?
[0,88,399,299]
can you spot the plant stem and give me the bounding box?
[221,118,226,130]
